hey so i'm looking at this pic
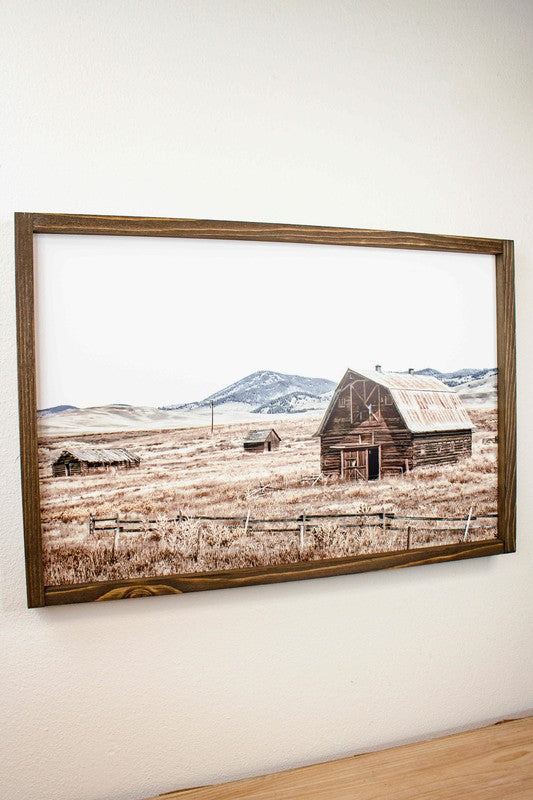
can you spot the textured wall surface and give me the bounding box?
[1,3,532,799]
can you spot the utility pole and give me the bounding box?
[211,401,214,436]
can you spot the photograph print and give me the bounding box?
[32,228,501,599]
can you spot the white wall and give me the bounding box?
[1,3,532,799]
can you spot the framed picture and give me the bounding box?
[15,213,516,607]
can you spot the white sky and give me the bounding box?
[34,233,497,409]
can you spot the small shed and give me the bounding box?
[243,429,281,453]
[52,446,140,477]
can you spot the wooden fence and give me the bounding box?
[89,509,498,556]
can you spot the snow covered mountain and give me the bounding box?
[415,367,496,386]
[254,390,334,415]
[37,404,78,417]
[162,370,336,413]
[415,367,497,406]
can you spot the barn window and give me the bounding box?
[382,395,392,405]
[338,396,349,408]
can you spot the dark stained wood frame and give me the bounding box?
[15,213,516,607]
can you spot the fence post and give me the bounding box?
[463,507,474,541]
[244,508,251,535]
[406,526,411,550]
[111,515,120,559]
[386,511,395,543]
[89,513,95,537]
[299,513,306,555]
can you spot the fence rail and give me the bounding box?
[89,509,498,555]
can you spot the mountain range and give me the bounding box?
[161,367,497,415]
[160,370,336,415]
[37,367,497,435]
[417,367,497,406]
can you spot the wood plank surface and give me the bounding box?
[29,213,504,253]
[146,717,533,800]
[15,212,44,607]
[496,240,517,553]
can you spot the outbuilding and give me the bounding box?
[315,367,473,480]
[243,429,281,453]
[52,446,140,477]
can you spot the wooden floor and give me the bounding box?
[147,716,533,800]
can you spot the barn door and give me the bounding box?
[343,450,368,480]
[367,447,380,480]
[342,448,381,480]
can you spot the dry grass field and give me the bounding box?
[38,408,498,585]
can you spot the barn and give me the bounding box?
[243,429,281,453]
[315,367,473,480]
[52,446,140,477]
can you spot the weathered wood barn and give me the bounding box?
[52,446,140,477]
[315,367,473,480]
[243,429,281,453]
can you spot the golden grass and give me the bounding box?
[39,409,498,585]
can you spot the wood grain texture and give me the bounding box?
[14,213,516,607]
[146,717,533,800]
[44,540,504,606]
[15,213,44,608]
[496,240,517,552]
[29,213,504,254]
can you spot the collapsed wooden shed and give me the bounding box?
[52,446,140,477]
[243,429,281,453]
[315,367,473,480]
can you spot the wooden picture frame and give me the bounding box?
[15,213,516,607]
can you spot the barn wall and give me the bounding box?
[320,430,413,476]
[244,443,265,452]
[1,5,531,800]
[412,430,473,467]
[52,460,136,476]
[320,376,414,474]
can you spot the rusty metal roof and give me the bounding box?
[386,387,473,432]
[53,446,140,465]
[316,369,474,435]
[353,368,454,393]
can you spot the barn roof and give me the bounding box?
[316,369,474,435]
[244,429,280,443]
[53,446,139,465]
[354,368,456,393]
